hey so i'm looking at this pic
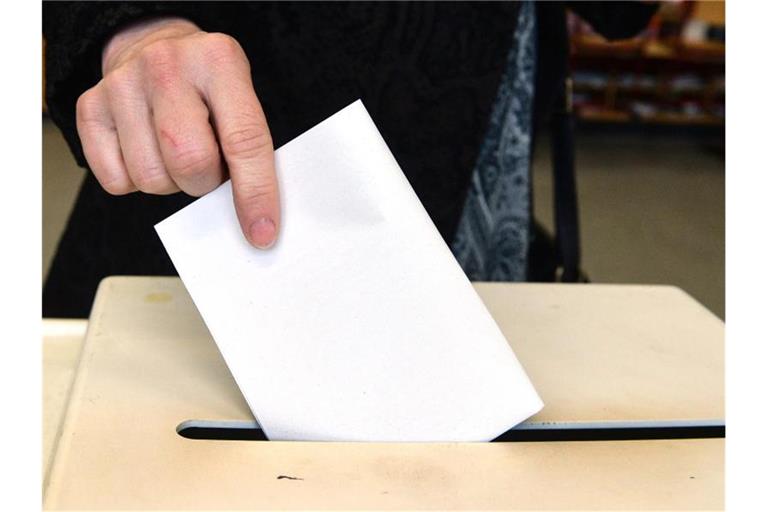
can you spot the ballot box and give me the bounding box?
[43,277,724,510]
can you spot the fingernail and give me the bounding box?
[248,217,277,249]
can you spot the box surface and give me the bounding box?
[43,277,724,510]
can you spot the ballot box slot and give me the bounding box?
[176,419,724,442]
[491,425,724,442]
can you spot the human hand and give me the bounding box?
[77,17,279,248]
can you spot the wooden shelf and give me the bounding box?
[577,108,632,124]
[639,112,722,126]
[569,15,724,128]
[575,106,722,127]
[573,36,724,65]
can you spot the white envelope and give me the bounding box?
[155,100,543,441]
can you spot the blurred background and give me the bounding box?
[533,0,724,317]
[43,0,725,318]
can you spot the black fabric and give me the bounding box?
[43,1,656,317]
[568,1,660,42]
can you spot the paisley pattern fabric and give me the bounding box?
[452,1,537,282]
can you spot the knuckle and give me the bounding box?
[236,180,275,203]
[101,177,133,196]
[92,165,133,196]
[75,88,101,127]
[102,67,136,98]
[132,165,169,193]
[203,32,245,63]
[169,146,218,179]
[75,88,95,114]
[140,39,178,68]
[140,42,180,89]
[221,124,272,159]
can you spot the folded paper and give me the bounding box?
[156,100,542,441]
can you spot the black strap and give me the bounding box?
[550,77,586,283]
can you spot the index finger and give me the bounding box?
[202,54,279,249]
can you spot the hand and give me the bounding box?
[76,17,279,249]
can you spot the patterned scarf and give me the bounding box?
[452,0,537,282]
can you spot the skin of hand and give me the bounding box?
[76,17,279,249]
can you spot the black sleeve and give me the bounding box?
[43,1,239,168]
[567,1,659,41]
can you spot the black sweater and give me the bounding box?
[43,1,657,317]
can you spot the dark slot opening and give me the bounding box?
[177,424,724,442]
[491,425,724,442]
[179,425,270,441]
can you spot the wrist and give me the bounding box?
[101,17,201,74]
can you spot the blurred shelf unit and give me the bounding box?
[568,1,724,128]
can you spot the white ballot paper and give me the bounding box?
[156,100,542,442]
